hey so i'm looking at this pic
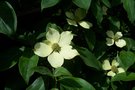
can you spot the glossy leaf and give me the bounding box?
[118,51,135,70]
[0,1,17,36]
[19,55,39,84]
[91,2,103,23]
[60,77,95,90]
[77,47,101,70]
[41,0,60,10]
[84,30,96,51]
[72,0,91,10]
[53,67,72,77]
[122,0,135,23]
[112,72,135,81]
[26,77,45,90]
[33,66,53,76]
[59,77,82,88]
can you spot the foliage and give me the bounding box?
[0,0,135,90]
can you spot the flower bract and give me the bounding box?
[102,59,125,77]
[34,28,79,68]
[106,30,126,48]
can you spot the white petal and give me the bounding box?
[78,21,92,29]
[46,28,60,43]
[111,60,119,67]
[107,71,116,77]
[48,52,64,68]
[115,39,126,48]
[60,45,79,59]
[34,42,52,57]
[66,18,78,26]
[102,59,111,70]
[59,31,73,46]
[115,32,123,39]
[106,38,114,46]
[118,67,125,73]
[106,31,114,38]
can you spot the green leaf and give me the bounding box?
[118,51,135,70]
[109,17,120,30]
[33,66,53,76]
[26,77,45,90]
[41,0,60,10]
[93,40,108,60]
[124,38,135,51]
[91,1,103,23]
[122,0,135,23]
[84,30,96,51]
[111,72,135,81]
[59,77,82,88]
[0,48,22,71]
[19,55,39,84]
[0,1,17,36]
[77,47,101,70]
[102,0,111,8]
[53,67,72,77]
[60,77,95,90]
[72,0,92,10]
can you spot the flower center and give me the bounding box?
[111,65,118,73]
[52,43,61,52]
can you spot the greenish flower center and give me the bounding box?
[111,65,118,73]
[52,43,61,52]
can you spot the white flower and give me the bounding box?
[102,59,125,77]
[65,8,92,29]
[34,28,79,68]
[106,31,126,48]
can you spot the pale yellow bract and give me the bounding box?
[34,28,79,68]
[106,30,126,48]
[102,59,125,77]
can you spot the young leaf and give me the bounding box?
[33,66,53,76]
[111,72,135,81]
[26,77,45,90]
[77,47,101,70]
[72,0,92,10]
[53,67,72,77]
[0,1,17,36]
[41,0,60,10]
[19,55,39,84]
[118,51,135,70]
[122,0,135,23]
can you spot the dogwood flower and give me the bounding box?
[65,8,92,29]
[34,28,79,68]
[106,30,126,48]
[102,59,125,77]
